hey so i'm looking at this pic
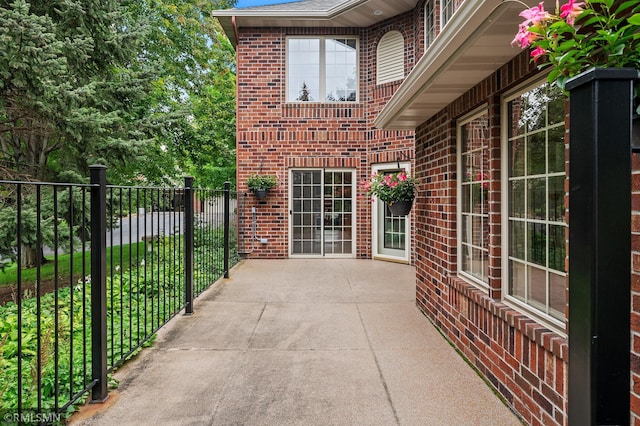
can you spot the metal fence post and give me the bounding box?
[184,177,194,314]
[566,68,634,425]
[223,182,230,278]
[90,165,108,403]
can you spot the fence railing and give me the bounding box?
[0,165,240,420]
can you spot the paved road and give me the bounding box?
[106,212,184,247]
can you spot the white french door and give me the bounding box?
[372,163,411,263]
[289,169,355,257]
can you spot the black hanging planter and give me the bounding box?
[388,199,413,216]
[565,67,636,426]
[254,189,268,200]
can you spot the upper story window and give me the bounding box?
[425,0,435,49]
[458,109,490,286]
[504,81,566,328]
[287,37,358,102]
[377,31,404,85]
[441,0,455,28]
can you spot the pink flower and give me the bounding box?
[560,0,584,26]
[519,2,551,26]
[398,171,407,181]
[530,46,547,61]
[512,23,539,48]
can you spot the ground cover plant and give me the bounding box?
[0,222,237,419]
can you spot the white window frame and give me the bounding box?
[441,0,455,29]
[501,77,567,335]
[424,0,435,50]
[457,107,490,289]
[286,36,359,103]
[288,168,357,258]
[371,162,412,264]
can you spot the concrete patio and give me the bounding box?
[72,259,522,425]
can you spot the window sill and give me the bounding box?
[282,103,364,119]
[449,276,568,361]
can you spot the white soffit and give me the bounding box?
[374,0,553,130]
[213,0,419,46]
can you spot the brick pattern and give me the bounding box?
[414,50,569,425]
[632,153,640,425]
[235,1,640,423]
[236,14,419,259]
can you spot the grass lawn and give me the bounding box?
[0,242,146,287]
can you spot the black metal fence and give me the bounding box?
[0,165,240,421]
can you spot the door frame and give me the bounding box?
[288,168,357,258]
[371,162,411,264]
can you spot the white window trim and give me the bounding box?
[441,0,454,29]
[285,36,359,103]
[424,0,435,50]
[371,162,412,264]
[456,106,490,290]
[500,76,567,336]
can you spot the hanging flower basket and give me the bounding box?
[247,174,277,200]
[388,199,413,216]
[360,170,416,215]
[254,189,268,200]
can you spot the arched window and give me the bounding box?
[376,31,404,85]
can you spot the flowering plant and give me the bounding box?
[512,0,640,89]
[360,171,416,204]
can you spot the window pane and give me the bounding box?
[288,37,357,102]
[548,126,565,173]
[548,176,565,223]
[509,138,525,177]
[325,38,357,102]
[508,99,526,137]
[547,84,565,125]
[507,81,567,323]
[509,220,525,259]
[509,260,526,301]
[527,265,547,308]
[458,111,489,284]
[528,222,546,266]
[288,39,320,102]
[549,272,566,319]
[527,177,546,220]
[509,180,525,218]
[522,86,548,132]
[549,224,566,272]
[527,131,546,175]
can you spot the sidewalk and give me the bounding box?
[72,259,522,426]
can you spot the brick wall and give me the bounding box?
[236,13,417,259]
[632,153,640,424]
[414,50,569,425]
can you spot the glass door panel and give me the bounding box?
[373,164,410,262]
[291,170,322,255]
[290,169,354,256]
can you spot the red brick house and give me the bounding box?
[214,0,640,424]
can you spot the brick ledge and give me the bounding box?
[448,276,568,361]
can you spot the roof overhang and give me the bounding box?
[374,0,549,130]
[213,0,420,46]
